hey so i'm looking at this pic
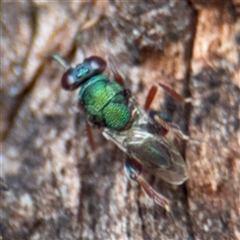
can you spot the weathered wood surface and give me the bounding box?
[1,1,239,240]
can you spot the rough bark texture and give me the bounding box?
[1,1,239,240]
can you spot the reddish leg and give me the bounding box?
[158,83,191,104]
[144,82,190,110]
[157,83,190,140]
[125,158,170,211]
[135,175,170,211]
[153,115,189,141]
[144,85,158,111]
[107,55,125,86]
[144,83,190,141]
[78,103,96,150]
[85,120,96,150]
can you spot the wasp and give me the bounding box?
[53,54,189,211]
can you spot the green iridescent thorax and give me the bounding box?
[79,74,131,130]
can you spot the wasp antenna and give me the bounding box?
[52,55,70,69]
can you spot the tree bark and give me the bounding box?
[1,1,239,239]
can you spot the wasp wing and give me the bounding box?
[103,127,188,185]
[125,135,188,185]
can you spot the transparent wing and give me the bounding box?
[125,135,188,185]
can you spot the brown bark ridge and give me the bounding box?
[1,1,239,240]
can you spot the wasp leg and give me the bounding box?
[107,54,125,86]
[158,82,191,104]
[78,103,96,150]
[125,158,170,211]
[144,83,190,140]
[144,83,191,111]
[145,82,190,140]
[153,114,189,141]
[85,120,96,150]
[144,85,158,111]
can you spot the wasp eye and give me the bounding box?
[87,56,106,74]
[61,68,80,91]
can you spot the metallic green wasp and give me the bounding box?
[53,54,189,211]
